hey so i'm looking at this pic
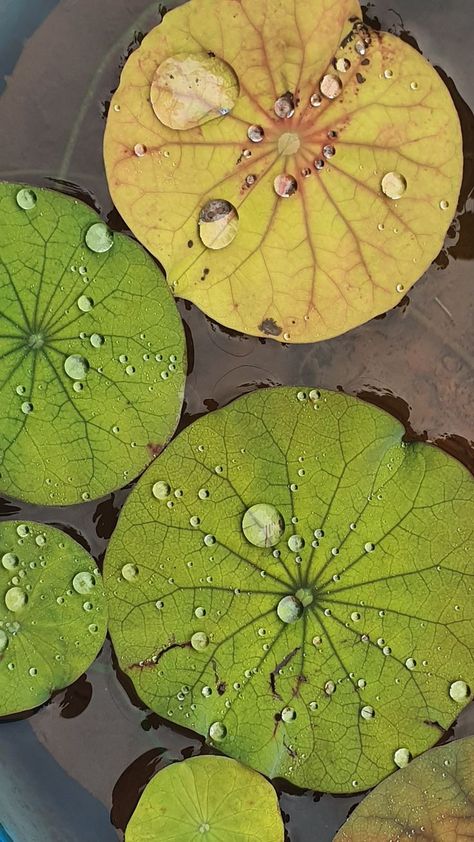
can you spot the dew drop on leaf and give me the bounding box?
[64,354,89,381]
[277,594,303,624]
[360,705,375,720]
[394,747,411,767]
[191,632,209,652]
[134,143,147,157]
[195,606,206,619]
[273,174,298,198]
[324,680,336,695]
[241,503,284,548]
[281,706,296,722]
[274,91,295,118]
[310,92,322,107]
[2,553,19,570]
[336,57,351,73]
[198,199,239,250]
[247,124,264,143]
[209,721,227,741]
[16,188,37,210]
[381,171,407,200]
[320,74,342,99]
[405,657,416,670]
[90,333,104,348]
[201,685,212,697]
[5,587,27,612]
[121,563,139,582]
[449,680,471,702]
[21,402,33,414]
[288,534,304,551]
[150,52,239,130]
[77,295,93,312]
[152,481,170,499]
[85,222,114,253]
[72,572,96,594]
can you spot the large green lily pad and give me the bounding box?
[335,736,474,841]
[104,387,474,792]
[0,520,107,716]
[104,0,462,343]
[126,755,284,841]
[0,182,185,506]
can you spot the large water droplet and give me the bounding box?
[90,333,105,348]
[16,188,37,210]
[241,503,284,548]
[72,571,96,594]
[209,721,227,741]
[191,632,209,652]
[122,563,139,582]
[274,91,295,118]
[288,534,304,552]
[405,657,416,670]
[449,680,471,702]
[394,747,411,768]
[277,594,303,624]
[381,172,407,200]
[77,295,93,312]
[2,553,19,570]
[198,199,239,250]
[151,52,239,130]
[5,587,27,612]
[152,481,170,499]
[64,354,89,381]
[281,706,296,722]
[273,174,298,198]
[85,222,114,253]
[320,75,342,99]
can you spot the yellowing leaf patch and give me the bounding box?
[104,0,462,343]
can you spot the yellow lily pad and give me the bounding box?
[104,0,462,343]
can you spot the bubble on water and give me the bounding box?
[16,188,37,210]
[90,333,105,348]
[381,172,407,199]
[152,481,170,499]
[449,680,471,702]
[199,199,239,250]
[277,594,303,624]
[77,295,93,313]
[281,706,296,722]
[2,553,19,570]
[121,563,139,582]
[394,747,411,768]
[21,402,33,414]
[191,631,209,652]
[324,680,336,695]
[247,124,264,142]
[336,57,351,73]
[274,91,295,118]
[209,721,227,741]
[5,587,27,612]
[195,606,206,619]
[273,174,298,198]
[64,355,89,381]
[241,503,284,548]
[85,222,114,253]
[72,571,96,594]
[405,658,416,670]
[320,75,342,99]
[151,52,239,130]
[134,143,147,157]
[288,534,304,552]
[360,705,375,720]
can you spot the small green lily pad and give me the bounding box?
[0,520,107,716]
[0,182,185,505]
[335,737,474,841]
[105,387,474,792]
[125,755,284,842]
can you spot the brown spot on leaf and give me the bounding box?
[147,442,163,458]
[259,318,282,336]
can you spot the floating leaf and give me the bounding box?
[105,387,474,792]
[0,520,107,716]
[0,182,185,505]
[125,755,284,841]
[334,736,474,841]
[104,0,462,343]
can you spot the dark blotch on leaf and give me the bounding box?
[259,318,282,336]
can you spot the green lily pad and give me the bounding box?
[103,0,462,343]
[0,182,185,506]
[105,387,474,792]
[125,755,284,841]
[0,520,107,716]
[334,736,474,841]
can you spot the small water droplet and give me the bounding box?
[16,188,37,210]
[199,199,238,250]
[449,680,471,702]
[2,553,19,570]
[410,81,419,90]
[121,563,139,582]
[21,401,33,414]
[310,92,322,107]
[277,594,303,624]
[384,69,394,79]
[72,571,96,594]
[273,174,298,198]
[405,657,416,670]
[324,680,336,695]
[288,534,304,552]
[203,534,215,547]
[394,747,411,767]
[195,606,206,619]
[364,542,375,553]
[152,481,170,499]
[396,283,405,293]
[355,41,366,55]
[29,667,38,677]
[90,333,105,348]
[191,631,209,651]
[281,706,296,722]
[247,124,264,142]
[336,57,351,73]
[312,636,323,647]
[381,172,407,200]
[360,705,375,720]
[440,199,449,210]
[85,222,114,253]
[320,74,342,99]
[134,143,147,156]
[77,295,93,313]
[64,354,89,381]
[323,145,336,159]
[201,685,212,697]
[209,721,227,741]
[198,488,209,500]
[5,587,27,612]
[314,159,325,171]
[274,91,295,118]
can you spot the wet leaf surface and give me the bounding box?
[104,0,462,343]
[125,755,284,841]
[0,520,107,716]
[105,387,474,792]
[334,736,474,841]
[0,182,185,505]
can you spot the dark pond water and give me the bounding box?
[0,0,473,839]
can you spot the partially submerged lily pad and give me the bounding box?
[104,0,462,342]
[0,520,107,716]
[105,387,474,792]
[125,755,284,841]
[0,182,185,505]
[335,737,474,841]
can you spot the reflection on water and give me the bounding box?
[0,0,473,839]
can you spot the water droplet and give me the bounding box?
[440,199,449,210]
[190,631,209,652]
[198,488,209,500]
[273,174,298,198]
[151,52,239,130]
[301,167,312,178]
[198,199,238,250]
[195,606,206,619]
[357,678,366,688]
[360,705,375,720]
[77,295,93,313]
[2,553,19,570]
[288,534,304,552]
[72,571,96,595]
[152,481,170,499]
[29,666,38,677]
[312,635,323,647]
[394,747,411,767]
[85,222,114,253]
[281,706,296,722]
[5,587,27,612]
[203,534,215,547]
[410,81,419,90]
[351,611,361,622]
[449,680,471,702]
[201,685,212,697]
[336,57,351,73]
[247,124,264,142]
[209,721,227,741]
[21,402,33,414]
[189,515,200,528]
[277,594,303,624]
[381,172,407,200]
[64,354,89,381]
[88,623,99,634]
[245,174,256,186]
[16,188,37,210]
[90,333,105,348]
[364,542,375,553]
[323,145,335,159]
[396,283,404,293]
[405,658,416,670]
[242,503,284,548]
[384,69,393,79]
[324,680,336,695]
[121,563,139,582]
[274,91,295,118]
[320,75,342,99]
[134,143,147,157]
[309,701,318,711]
